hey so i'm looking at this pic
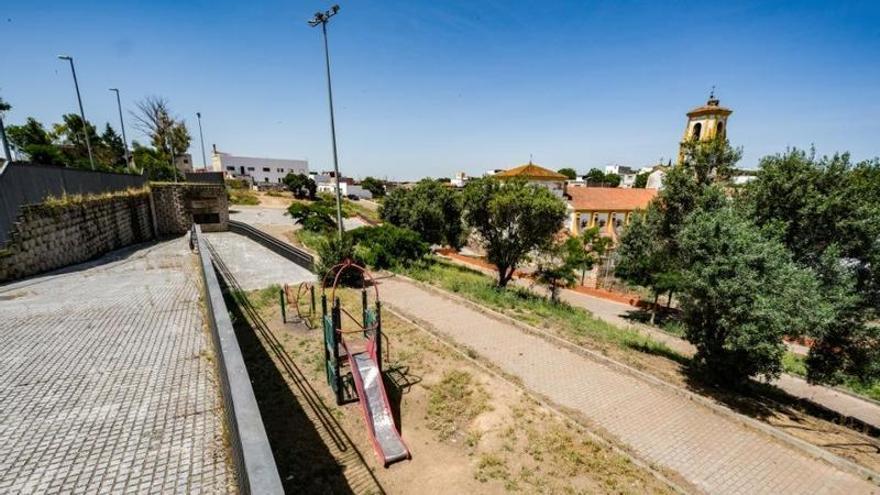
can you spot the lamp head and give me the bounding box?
[58,55,72,61]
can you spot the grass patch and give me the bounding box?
[474,453,511,485]
[230,285,281,312]
[426,370,490,440]
[266,190,287,197]
[228,187,259,205]
[401,259,685,362]
[293,229,327,252]
[342,199,380,223]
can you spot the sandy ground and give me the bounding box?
[239,288,675,494]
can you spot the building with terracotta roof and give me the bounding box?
[494,161,568,197]
[567,187,658,238]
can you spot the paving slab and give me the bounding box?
[0,238,235,494]
[204,232,314,290]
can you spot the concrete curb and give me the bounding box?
[193,225,284,495]
[389,273,880,486]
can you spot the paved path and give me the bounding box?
[0,238,235,494]
[441,254,880,431]
[230,204,366,231]
[558,288,880,430]
[378,276,875,495]
[205,232,314,290]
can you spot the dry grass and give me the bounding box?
[41,187,149,208]
[426,370,490,440]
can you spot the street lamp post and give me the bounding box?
[108,88,131,169]
[57,55,95,170]
[309,4,345,239]
[196,112,207,171]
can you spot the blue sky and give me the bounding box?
[2,1,879,180]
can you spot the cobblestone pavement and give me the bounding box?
[0,238,235,494]
[378,276,876,495]
[441,254,880,431]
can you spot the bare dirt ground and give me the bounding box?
[234,287,675,494]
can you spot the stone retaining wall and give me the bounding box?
[151,183,228,235]
[0,192,154,282]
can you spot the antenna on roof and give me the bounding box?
[529,153,533,165]
[709,85,715,100]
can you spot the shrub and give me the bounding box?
[288,201,337,232]
[350,224,429,269]
[315,234,365,287]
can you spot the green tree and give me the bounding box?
[316,234,365,287]
[380,179,463,248]
[604,172,622,187]
[557,167,577,180]
[100,124,127,168]
[5,117,65,166]
[132,142,180,181]
[679,136,742,186]
[350,224,428,269]
[288,201,338,232]
[677,207,829,386]
[633,171,649,188]
[534,240,578,303]
[360,176,386,197]
[585,168,606,186]
[284,173,317,199]
[740,149,880,384]
[462,178,567,287]
[566,226,611,286]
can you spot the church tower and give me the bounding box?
[677,90,732,163]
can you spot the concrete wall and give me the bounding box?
[151,183,229,235]
[0,162,147,245]
[0,192,154,282]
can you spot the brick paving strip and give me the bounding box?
[0,238,235,494]
[441,253,880,431]
[378,276,877,494]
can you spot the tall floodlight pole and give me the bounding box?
[196,112,207,170]
[309,4,345,239]
[58,55,95,170]
[108,88,131,169]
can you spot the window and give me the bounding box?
[716,122,724,137]
[277,168,285,173]
[692,122,702,140]
[263,167,270,172]
[226,166,235,171]
[247,167,255,171]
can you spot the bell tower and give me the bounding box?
[678,88,732,163]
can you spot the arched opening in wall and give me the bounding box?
[716,122,724,138]
[692,122,702,140]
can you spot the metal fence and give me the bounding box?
[0,162,146,245]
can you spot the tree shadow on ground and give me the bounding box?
[681,363,880,440]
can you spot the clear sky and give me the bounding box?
[2,1,878,180]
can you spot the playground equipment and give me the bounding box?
[321,260,411,467]
[281,282,316,328]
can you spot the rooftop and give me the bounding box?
[494,162,567,181]
[687,96,733,118]
[568,186,658,211]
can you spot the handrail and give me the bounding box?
[227,219,314,271]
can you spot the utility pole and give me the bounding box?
[309,4,345,239]
[109,88,131,169]
[58,55,95,170]
[196,112,207,170]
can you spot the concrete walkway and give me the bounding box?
[0,238,234,494]
[378,276,875,495]
[441,254,880,431]
[205,231,314,290]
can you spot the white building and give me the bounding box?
[211,147,308,185]
[316,181,373,199]
[450,171,469,187]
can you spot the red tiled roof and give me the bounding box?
[495,163,567,180]
[567,187,658,211]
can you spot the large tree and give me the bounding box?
[360,176,386,197]
[740,149,880,384]
[677,207,829,386]
[284,173,317,199]
[557,167,577,180]
[462,177,567,287]
[5,117,65,166]
[380,179,463,248]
